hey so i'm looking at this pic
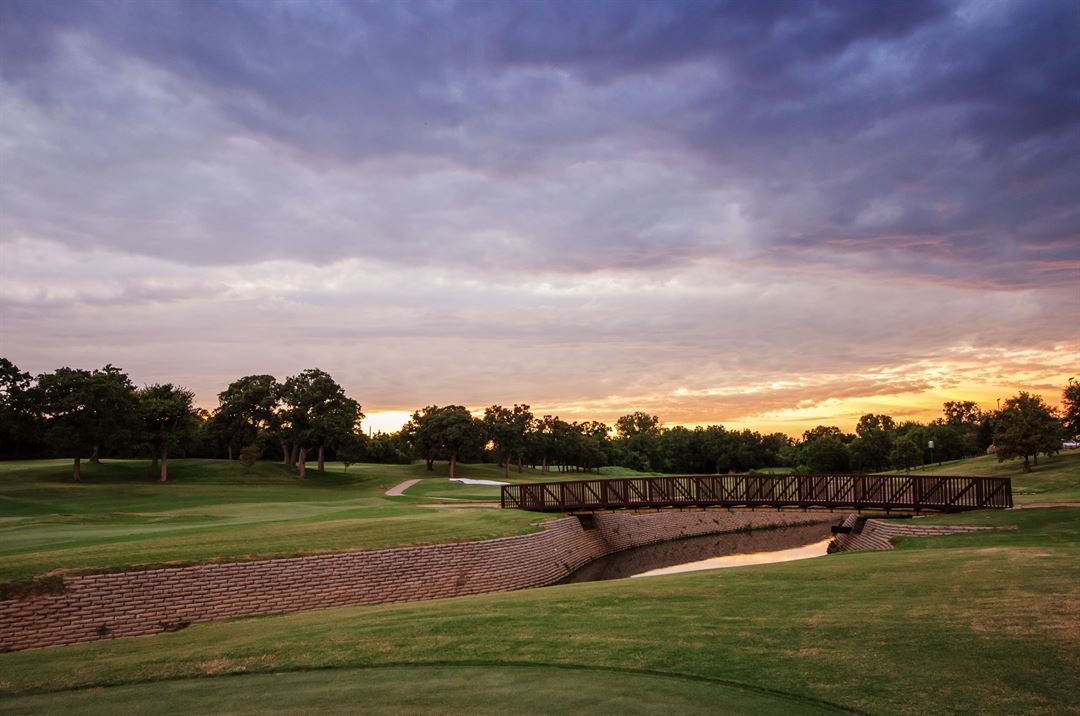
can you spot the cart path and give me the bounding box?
[385,479,422,497]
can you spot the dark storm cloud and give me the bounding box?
[1,0,1078,281]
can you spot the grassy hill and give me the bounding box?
[879,449,1080,503]
[1,506,1076,714]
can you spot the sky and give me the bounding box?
[1,0,1077,436]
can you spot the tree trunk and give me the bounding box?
[449,449,457,479]
[426,457,434,471]
[317,445,325,472]
[1023,455,1031,472]
[227,445,233,461]
[298,448,307,478]
[73,456,81,482]
[149,456,159,477]
[281,441,289,465]
[517,456,523,473]
[1033,453,1039,466]
[504,453,510,479]
[290,443,299,467]
[160,446,168,483]
[542,456,548,472]
[90,445,100,464]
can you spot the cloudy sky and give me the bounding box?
[1,0,1077,435]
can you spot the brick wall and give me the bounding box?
[829,514,996,552]
[1,509,838,652]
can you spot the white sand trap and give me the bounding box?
[449,478,510,486]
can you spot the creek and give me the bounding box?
[559,521,835,584]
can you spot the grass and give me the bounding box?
[1,507,1077,714]
[0,459,556,583]
[2,452,1077,585]
[879,449,1080,503]
[0,665,833,715]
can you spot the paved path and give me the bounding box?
[385,479,422,497]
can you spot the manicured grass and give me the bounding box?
[4,451,1076,584]
[0,665,835,715]
[1,508,1076,714]
[0,459,553,583]
[880,449,1080,503]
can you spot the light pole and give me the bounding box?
[928,439,935,467]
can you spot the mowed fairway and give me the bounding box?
[0,459,565,584]
[1,453,1078,713]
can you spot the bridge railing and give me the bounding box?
[500,474,1012,513]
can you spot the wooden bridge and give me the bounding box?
[500,474,1012,513]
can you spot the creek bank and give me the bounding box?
[561,521,835,583]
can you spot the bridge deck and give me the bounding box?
[500,474,1012,513]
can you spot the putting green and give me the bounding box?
[0,665,847,715]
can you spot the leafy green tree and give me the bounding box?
[889,436,922,473]
[213,374,279,460]
[943,400,983,427]
[404,405,479,478]
[1063,378,1080,438]
[849,414,895,472]
[614,412,662,471]
[364,431,411,464]
[335,433,365,473]
[701,425,733,474]
[280,369,362,477]
[569,421,609,473]
[993,392,1063,472]
[37,365,138,480]
[137,383,199,482]
[483,404,533,478]
[803,431,850,474]
[526,414,557,472]
[0,358,41,459]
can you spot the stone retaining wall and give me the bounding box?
[829,514,995,552]
[0,509,839,652]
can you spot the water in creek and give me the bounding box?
[559,521,837,584]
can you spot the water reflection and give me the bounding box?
[560,522,836,584]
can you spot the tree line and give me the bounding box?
[1,357,1077,480]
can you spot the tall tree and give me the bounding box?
[943,401,983,427]
[482,404,534,479]
[37,365,138,480]
[405,405,479,479]
[213,374,279,459]
[280,369,361,477]
[993,392,1062,472]
[137,383,199,482]
[850,413,895,472]
[0,358,40,459]
[889,436,922,473]
[1063,378,1080,439]
[614,412,662,471]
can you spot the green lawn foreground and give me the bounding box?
[0,507,1077,715]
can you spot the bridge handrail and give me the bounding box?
[499,473,1012,513]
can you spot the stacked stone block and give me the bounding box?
[1,509,837,652]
